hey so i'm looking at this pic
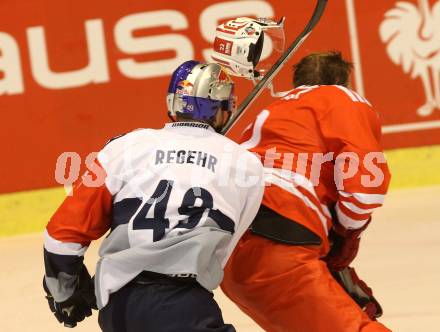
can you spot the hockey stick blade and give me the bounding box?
[221,0,328,135]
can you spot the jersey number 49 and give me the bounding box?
[132,179,235,243]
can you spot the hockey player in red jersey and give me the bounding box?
[42,61,264,331]
[219,52,392,332]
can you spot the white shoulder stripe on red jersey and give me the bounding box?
[340,201,375,215]
[339,191,385,205]
[44,230,87,256]
[264,170,329,235]
[266,168,320,201]
[335,204,370,230]
[333,85,372,106]
[240,110,270,150]
[321,204,331,218]
[282,85,319,101]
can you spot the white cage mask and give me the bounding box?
[212,17,285,80]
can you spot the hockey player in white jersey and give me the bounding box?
[43,60,264,331]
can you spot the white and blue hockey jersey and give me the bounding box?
[44,122,264,308]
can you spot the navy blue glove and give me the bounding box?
[43,266,97,328]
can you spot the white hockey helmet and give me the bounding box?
[212,17,285,79]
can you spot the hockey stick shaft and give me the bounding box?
[221,0,328,135]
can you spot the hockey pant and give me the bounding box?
[221,231,391,332]
[99,272,235,332]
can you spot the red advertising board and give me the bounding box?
[357,0,440,148]
[0,0,439,193]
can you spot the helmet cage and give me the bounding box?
[212,17,285,79]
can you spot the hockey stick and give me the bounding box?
[221,0,328,135]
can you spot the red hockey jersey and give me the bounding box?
[240,85,391,254]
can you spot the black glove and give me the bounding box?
[43,266,97,328]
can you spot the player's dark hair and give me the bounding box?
[293,51,353,87]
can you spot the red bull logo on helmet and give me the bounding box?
[176,80,194,95]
